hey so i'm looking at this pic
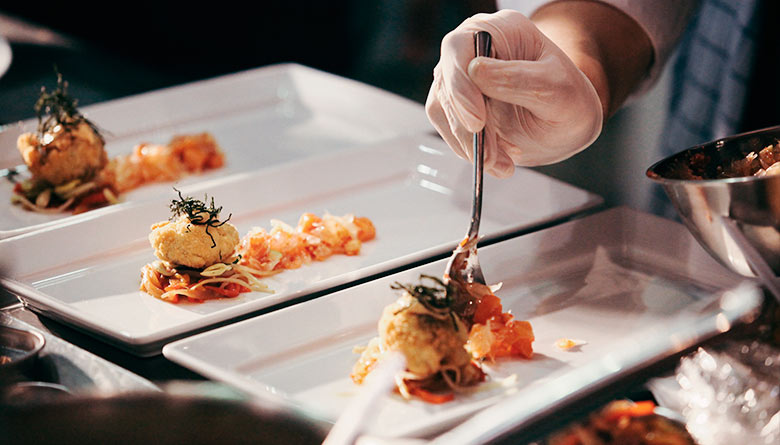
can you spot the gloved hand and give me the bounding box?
[425,9,604,178]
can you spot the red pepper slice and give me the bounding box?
[78,190,110,207]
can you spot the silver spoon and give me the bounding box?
[442,31,492,314]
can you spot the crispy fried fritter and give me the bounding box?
[17,121,107,185]
[378,293,472,378]
[149,215,240,269]
[352,292,481,388]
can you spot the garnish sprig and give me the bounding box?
[391,274,463,330]
[169,188,232,248]
[34,70,105,149]
[391,274,453,312]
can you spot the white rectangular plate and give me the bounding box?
[0,63,433,239]
[163,207,760,439]
[0,134,600,356]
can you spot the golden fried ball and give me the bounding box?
[149,215,240,269]
[17,121,107,185]
[377,292,472,379]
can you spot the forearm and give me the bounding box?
[530,0,652,118]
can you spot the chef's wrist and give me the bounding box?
[531,0,652,118]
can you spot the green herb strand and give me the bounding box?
[34,69,105,153]
[169,188,232,248]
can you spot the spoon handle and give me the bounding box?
[467,31,491,243]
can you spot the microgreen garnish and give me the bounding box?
[34,68,105,151]
[391,274,461,330]
[169,188,232,248]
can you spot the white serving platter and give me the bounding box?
[0,63,433,239]
[0,134,601,356]
[162,207,761,439]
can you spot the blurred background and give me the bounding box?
[0,1,672,214]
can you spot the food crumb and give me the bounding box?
[555,338,587,350]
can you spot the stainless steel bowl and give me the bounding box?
[647,125,780,280]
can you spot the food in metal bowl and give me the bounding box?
[647,125,780,278]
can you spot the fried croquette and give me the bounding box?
[352,291,482,386]
[149,215,240,269]
[17,121,107,186]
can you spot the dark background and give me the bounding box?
[0,1,681,235]
[0,1,496,124]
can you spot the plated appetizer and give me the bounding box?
[10,73,225,214]
[351,274,534,404]
[141,190,377,304]
[12,72,114,214]
[141,191,272,303]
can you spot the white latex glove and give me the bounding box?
[425,9,603,178]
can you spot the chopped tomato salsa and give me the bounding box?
[238,213,376,272]
[467,288,534,361]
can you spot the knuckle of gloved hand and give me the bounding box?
[425,89,440,115]
[440,29,470,57]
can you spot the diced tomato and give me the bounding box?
[298,213,321,233]
[468,313,534,360]
[472,292,503,324]
[354,217,376,241]
[270,230,310,269]
[169,132,225,171]
[237,213,376,275]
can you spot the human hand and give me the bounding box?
[425,9,603,177]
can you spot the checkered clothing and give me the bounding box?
[653,0,761,218]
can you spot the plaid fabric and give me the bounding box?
[652,0,761,218]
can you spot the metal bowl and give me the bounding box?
[647,125,780,279]
[0,326,45,384]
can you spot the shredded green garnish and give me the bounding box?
[391,274,461,330]
[170,188,232,248]
[34,69,105,152]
